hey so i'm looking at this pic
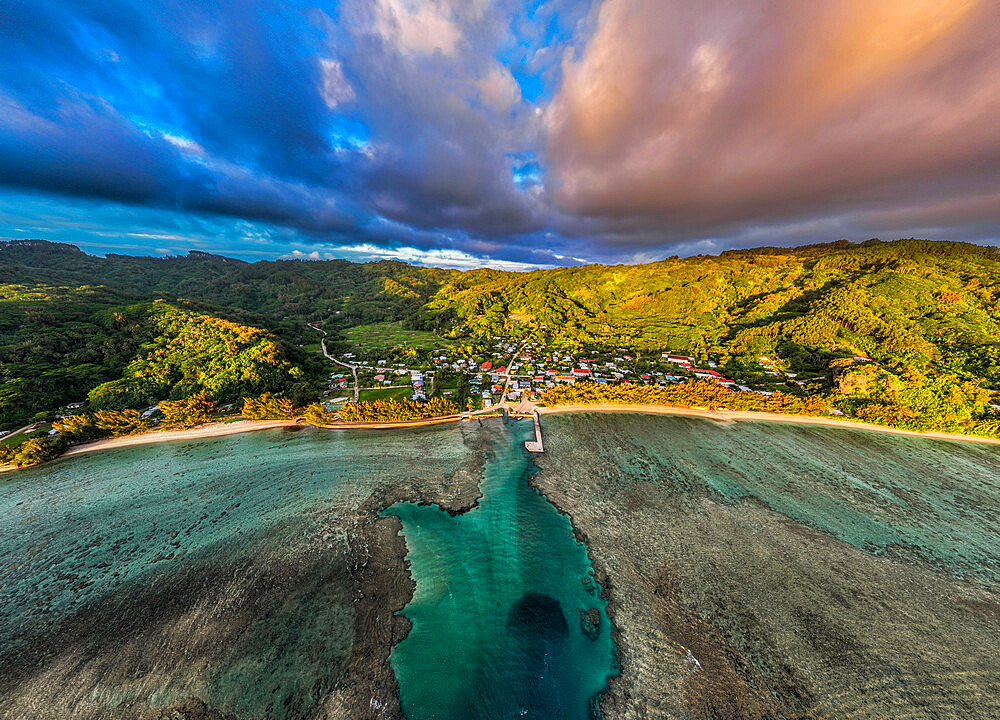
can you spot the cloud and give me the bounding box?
[319,59,355,109]
[1,0,999,267]
[282,243,551,271]
[546,0,1000,246]
[373,0,465,56]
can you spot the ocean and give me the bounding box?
[2,413,999,719]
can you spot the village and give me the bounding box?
[317,331,849,413]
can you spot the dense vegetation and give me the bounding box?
[420,239,1000,435]
[0,286,319,426]
[2,237,1000,446]
[0,239,452,341]
[338,397,460,422]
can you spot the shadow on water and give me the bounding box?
[383,415,618,720]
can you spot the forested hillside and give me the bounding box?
[0,239,453,340]
[2,237,1000,436]
[417,239,1000,433]
[0,283,321,425]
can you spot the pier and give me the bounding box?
[524,410,544,453]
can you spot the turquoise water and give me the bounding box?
[553,413,1000,582]
[0,425,477,718]
[5,412,997,719]
[384,417,618,720]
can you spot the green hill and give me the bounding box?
[2,237,999,435]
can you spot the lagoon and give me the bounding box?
[2,412,1000,719]
[385,417,617,720]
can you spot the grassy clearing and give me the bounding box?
[0,425,53,447]
[342,321,453,351]
[359,386,413,402]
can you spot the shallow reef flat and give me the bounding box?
[4,413,1000,720]
[0,423,489,720]
[533,412,1000,720]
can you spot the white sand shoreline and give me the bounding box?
[537,404,1000,446]
[4,404,996,474]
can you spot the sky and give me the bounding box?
[1,0,999,270]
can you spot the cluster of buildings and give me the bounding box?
[333,334,824,409]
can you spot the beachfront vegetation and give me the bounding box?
[540,379,1000,437]
[540,379,827,415]
[94,409,153,437]
[338,397,460,422]
[241,393,298,420]
[51,413,101,441]
[303,403,338,426]
[0,436,68,467]
[160,392,217,427]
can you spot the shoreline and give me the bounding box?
[6,403,997,473]
[536,404,1000,446]
[59,415,466,457]
[0,415,467,472]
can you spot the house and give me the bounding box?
[692,368,722,379]
[374,374,385,381]
[480,361,493,371]
[554,375,577,384]
[571,368,591,376]
[664,354,694,366]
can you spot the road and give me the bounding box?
[496,339,531,409]
[308,323,360,402]
[321,339,360,402]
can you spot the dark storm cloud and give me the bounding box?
[0,0,578,263]
[1,0,999,266]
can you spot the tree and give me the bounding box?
[13,436,68,467]
[94,409,151,437]
[241,393,298,420]
[160,391,217,427]
[52,413,101,440]
[303,403,337,426]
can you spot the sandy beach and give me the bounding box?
[537,403,1000,446]
[59,419,303,458]
[53,415,464,459]
[4,404,996,474]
